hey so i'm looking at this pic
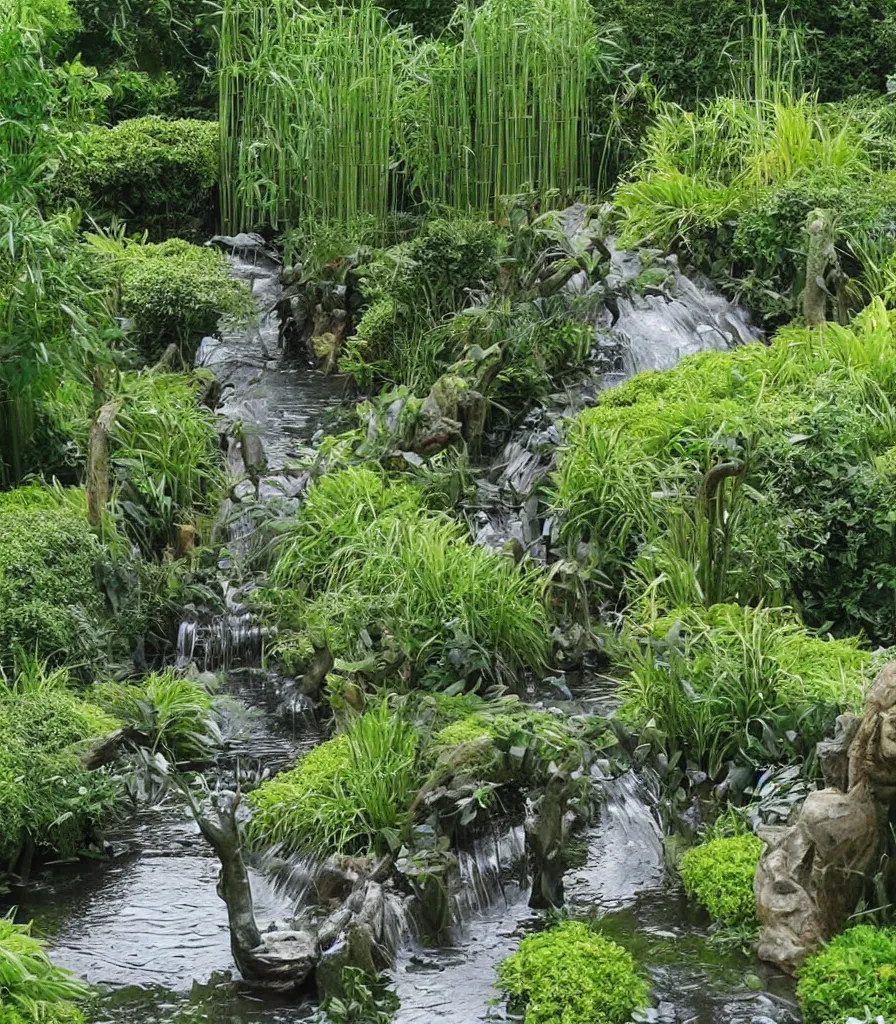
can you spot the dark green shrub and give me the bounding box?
[679,833,763,925]
[0,917,89,1024]
[591,0,896,105]
[114,238,253,361]
[0,486,108,669]
[497,920,649,1024]
[54,117,219,236]
[98,67,180,122]
[796,925,896,1024]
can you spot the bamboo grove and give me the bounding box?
[218,0,610,233]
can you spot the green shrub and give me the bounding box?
[98,68,181,122]
[248,702,419,855]
[114,238,253,362]
[591,0,896,105]
[796,925,896,1024]
[615,93,896,325]
[617,604,869,774]
[0,485,108,669]
[262,467,549,688]
[0,663,119,866]
[679,833,763,926]
[92,670,219,761]
[497,920,649,1024]
[553,305,896,644]
[0,917,89,1024]
[51,371,225,554]
[54,117,219,235]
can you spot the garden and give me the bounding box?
[4,0,896,1021]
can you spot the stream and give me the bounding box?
[16,234,799,1024]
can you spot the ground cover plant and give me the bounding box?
[796,925,896,1024]
[679,832,763,926]
[496,920,649,1024]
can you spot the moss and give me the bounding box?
[54,116,219,236]
[116,238,253,362]
[679,834,763,926]
[0,486,107,669]
[797,925,896,1024]
[497,920,649,1024]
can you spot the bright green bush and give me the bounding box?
[54,117,219,235]
[113,238,253,362]
[796,925,896,1024]
[497,920,649,1024]
[617,604,869,773]
[92,671,219,761]
[553,304,896,645]
[262,467,549,688]
[0,485,108,668]
[679,833,763,926]
[248,703,419,855]
[0,917,88,1024]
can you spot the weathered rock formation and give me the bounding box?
[756,662,896,972]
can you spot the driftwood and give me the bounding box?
[188,790,318,989]
[756,662,896,972]
[86,399,120,528]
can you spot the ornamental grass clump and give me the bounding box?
[247,702,419,855]
[0,916,90,1024]
[617,604,869,774]
[497,920,649,1024]
[679,833,763,926]
[263,467,549,687]
[796,925,896,1024]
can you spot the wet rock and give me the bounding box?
[315,881,391,1001]
[757,662,896,972]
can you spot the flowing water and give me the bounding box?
[13,231,800,1024]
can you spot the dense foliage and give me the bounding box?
[0,486,108,668]
[0,662,119,868]
[54,117,219,235]
[616,604,868,773]
[261,467,549,688]
[679,833,763,926]
[497,921,649,1024]
[0,917,89,1024]
[796,925,896,1024]
[554,304,896,645]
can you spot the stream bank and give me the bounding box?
[16,232,798,1024]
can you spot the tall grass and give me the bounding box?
[219,0,611,231]
[407,0,609,215]
[0,915,90,1020]
[219,0,414,233]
